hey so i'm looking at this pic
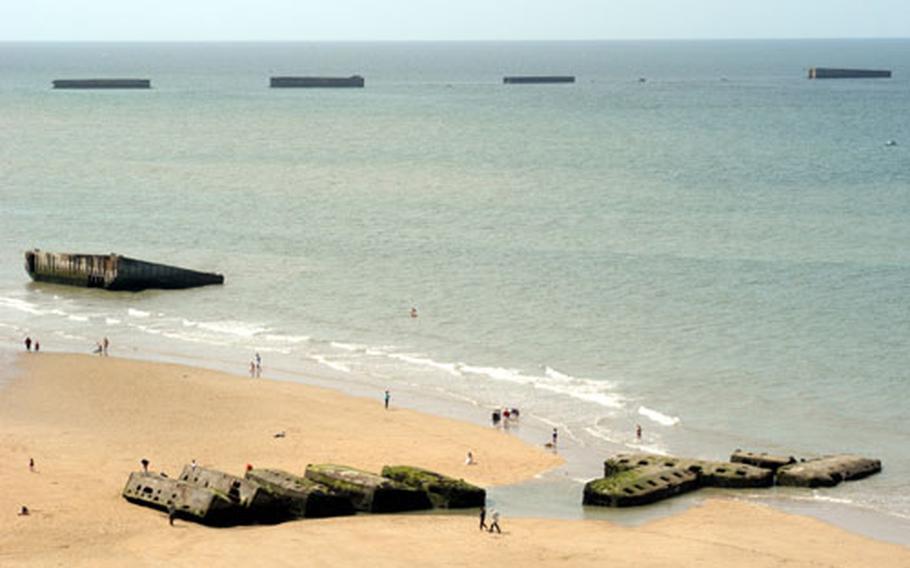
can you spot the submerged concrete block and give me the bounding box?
[305,464,432,513]
[730,450,797,472]
[776,455,882,488]
[122,471,240,526]
[381,465,485,509]
[245,468,355,518]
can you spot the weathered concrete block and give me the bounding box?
[305,464,432,513]
[776,455,882,488]
[584,465,698,507]
[245,468,355,518]
[122,471,240,526]
[381,465,485,508]
[730,450,797,471]
[179,465,284,522]
[606,453,774,489]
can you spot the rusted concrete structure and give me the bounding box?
[24,250,224,291]
[503,76,575,84]
[305,464,432,513]
[808,68,891,79]
[245,468,355,518]
[53,79,151,89]
[122,471,240,526]
[776,455,882,488]
[270,76,365,88]
[381,465,485,508]
[730,450,797,471]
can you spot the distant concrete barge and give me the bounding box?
[52,79,151,89]
[270,76,365,88]
[808,68,891,79]
[24,250,224,292]
[503,76,575,84]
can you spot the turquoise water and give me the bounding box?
[1,40,908,531]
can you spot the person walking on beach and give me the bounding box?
[249,360,256,378]
[479,506,487,531]
[102,337,109,356]
[384,389,390,410]
[167,503,177,526]
[140,458,149,473]
[488,509,501,533]
[34,340,40,352]
[24,337,32,352]
[29,458,35,472]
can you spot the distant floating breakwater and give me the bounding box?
[48,67,893,91]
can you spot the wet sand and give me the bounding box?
[1,353,907,567]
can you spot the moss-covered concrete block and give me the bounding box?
[584,465,698,507]
[305,464,433,513]
[381,465,485,508]
[245,468,355,518]
[776,455,881,488]
[607,453,774,489]
[730,450,797,471]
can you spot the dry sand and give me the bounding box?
[1,353,907,567]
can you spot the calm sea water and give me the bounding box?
[1,40,908,531]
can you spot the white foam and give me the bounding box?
[461,364,625,409]
[197,320,267,338]
[127,308,151,318]
[331,341,367,352]
[262,333,310,344]
[310,354,351,374]
[67,314,89,322]
[388,353,462,377]
[105,318,121,325]
[0,297,45,315]
[638,406,680,426]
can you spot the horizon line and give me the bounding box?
[1,36,909,44]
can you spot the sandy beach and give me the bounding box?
[1,352,907,567]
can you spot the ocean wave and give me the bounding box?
[460,364,625,410]
[331,341,367,352]
[262,333,311,344]
[67,314,89,322]
[196,320,268,338]
[388,353,462,377]
[638,405,681,426]
[127,308,151,318]
[310,354,352,374]
[0,297,45,315]
[105,318,122,325]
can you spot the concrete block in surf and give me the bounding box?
[122,471,240,526]
[24,250,224,291]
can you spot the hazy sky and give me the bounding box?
[2,0,907,41]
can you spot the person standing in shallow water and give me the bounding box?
[24,337,32,351]
[384,389,390,410]
[636,424,642,441]
[102,337,109,356]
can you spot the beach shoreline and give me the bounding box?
[1,350,909,566]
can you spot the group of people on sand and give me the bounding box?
[478,506,501,534]
[23,336,40,352]
[491,407,520,427]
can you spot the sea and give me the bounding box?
[0,40,908,543]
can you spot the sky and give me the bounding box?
[1,0,907,41]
